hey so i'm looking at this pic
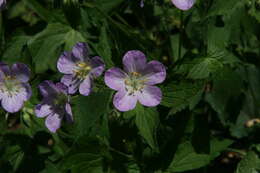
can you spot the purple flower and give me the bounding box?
[35,81,73,133]
[140,0,144,8]
[171,0,195,11]
[0,63,31,113]
[57,42,105,96]
[0,0,6,10]
[105,50,166,112]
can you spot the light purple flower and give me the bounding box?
[105,50,166,112]
[0,63,31,113]
[0,0,6,10]
[57,42,105,96]
[140,0,144,8]
[171,0,195,11]
[35,81,73,133]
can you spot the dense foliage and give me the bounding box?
[0,0,260,172]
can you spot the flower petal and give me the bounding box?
[65,103,73,123]
[45,113,62,133]
[39,80,58,98]
[57,52,76,74]
[1,88,31,113]
[61,75,78,94]
[123,50,147,73]
[137,86,162,107]
[55,82,68,95]
[105,68,127,91]
[113,90,137,112]
[171,0,195,11]
[142,60,166,85]
[90,56,105,77]
[79,76,91,96]
[35,103,52,118]
[11,63,30,83]
[0,0,6,10]
[72,42,89,61]
[0,62,10,79]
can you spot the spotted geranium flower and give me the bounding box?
[0,63,31,113]
[57,42,105,96]
[105,50,166,112]
[35,81,73,133]
[171,0,195,11]
[0,0,6,10]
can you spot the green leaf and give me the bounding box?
[168,141,210,172]
[161,82,204,114]
[28,23,85,73]
[2,35,31,63]
[94,25,114,68]
[209,138,233,160]
[64,29,86,51]
[187,57,223,79]
[23,0,63,23]
[134,104,159,150]
[205,67,243,125]
[236,151,260,173]
[72,89,111,138]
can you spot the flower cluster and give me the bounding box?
[1,42,166,133]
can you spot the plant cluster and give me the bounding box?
[0,0,260,173]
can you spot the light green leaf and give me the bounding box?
[236,151,260,173]
[187,57,223,79]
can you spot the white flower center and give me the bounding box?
[0,76,22,96]
[124,72,146,95]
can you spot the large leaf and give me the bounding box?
[168,141,210,172]
[72,89,111,138]
[161,81,204,114]
[28,23,85,73]
[133,104,159,150]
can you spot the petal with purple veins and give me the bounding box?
[72,42,89,61]
[123,50,147,73]
[79,76,91,96]
[142,60,166,85]
[39,80,59,98]
[113,90,137,112]
[12,63,30,83]
[90,56,105,77]
[0,63,11,78]
[55,82,68,95]
[35,103,52,117]
[45,113,62,133]
[137,86,162,107]
[61,75,79,94]
[57,52,77,74]
[105,67,127,91]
